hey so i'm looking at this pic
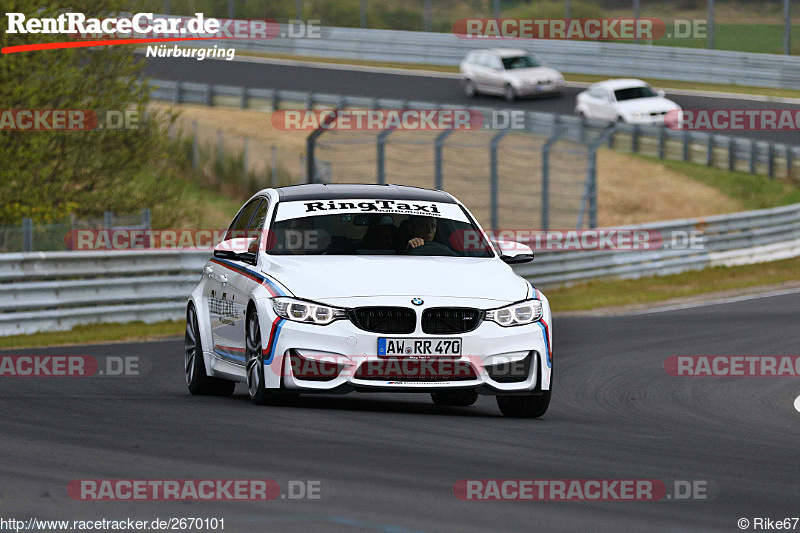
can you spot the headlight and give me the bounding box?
[272,297,347,325]
[485,300,543,327]
[632,112,645,119]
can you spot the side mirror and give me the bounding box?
[494,240,535,264]
[213,238,256,264]
[656,89,666,97]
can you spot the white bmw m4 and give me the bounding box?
[184,184,553,418]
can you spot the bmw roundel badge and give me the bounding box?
[411,298,424,306]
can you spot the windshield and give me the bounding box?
[501,55,541,70]
[268,199,494,257]
[614,86,658,101]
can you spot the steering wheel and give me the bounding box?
[406,241,458,257]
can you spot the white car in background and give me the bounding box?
[184,184,553,418]
[574,79,681,125]
[460,48,564,101]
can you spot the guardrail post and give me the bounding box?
[657,126,666,159]
[682,129,690,161]
[434,130,454,191]
[631,125,640,153]
[271,145,278,188]
[787,146,794,180]
[103,211,113,229]
[141,208,151,231]
[21,218,33,252]
[240,87,248,109]
[728,138,736,171]
[376,128,395,185]
[217,129,224,166]
[192,121,199,169]
[205,84,213,106]
[305,93,314,110]
[541,127,565,231]
[767,143,775,179]
[706,134,714,167]
[242,137,250,182]
[490,130,511,231]
[174,81,182,104]
[271,90,280,112]
[749,139,757,175]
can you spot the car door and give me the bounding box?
[204,197,262,366]
[586,88,613,120]
[470,53,492,93]
[483,54,505,95]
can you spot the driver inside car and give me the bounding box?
[405,216,437,251]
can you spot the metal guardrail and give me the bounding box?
[186,24,800,89]
[516,202,800,286]
[151,78,800,182]
[1,203,799,336]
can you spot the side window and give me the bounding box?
[488,55,503,70]
[247,199,270,243]
[225,199,261,240]
[590,88,609,101]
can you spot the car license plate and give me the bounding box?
[378,338,462,357]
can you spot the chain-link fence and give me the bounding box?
[311,125,608,230]
[0,210,151,253]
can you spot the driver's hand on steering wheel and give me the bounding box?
[407,238,425,249]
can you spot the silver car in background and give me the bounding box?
[574,79,682,125]
[459,48,564,101]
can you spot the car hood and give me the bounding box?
[262,255,528,303]
[614,97,680,114]
[505,67,562,83]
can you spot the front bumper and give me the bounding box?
[624,113,672,126]
[260,304,552,394]
[515,81,564,96]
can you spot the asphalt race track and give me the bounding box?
[141,56,800,145]
[2,292,798,532]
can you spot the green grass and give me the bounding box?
[656,24,800,55]
[631,155,800,210]
[0,321,184,350]
[547,256,800,312]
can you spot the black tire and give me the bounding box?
[245,309,273,405]
[431,390,478,407]
[496,354,551,418]
[463,79,477,98]
[496,389,551,418]
[185,304,235,396]
[503,84,516,102]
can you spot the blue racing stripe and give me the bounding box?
[535,321,552,368]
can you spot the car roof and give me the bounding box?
[469,48,530,58]
[273,183,456,203]
[590,79,649,91]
